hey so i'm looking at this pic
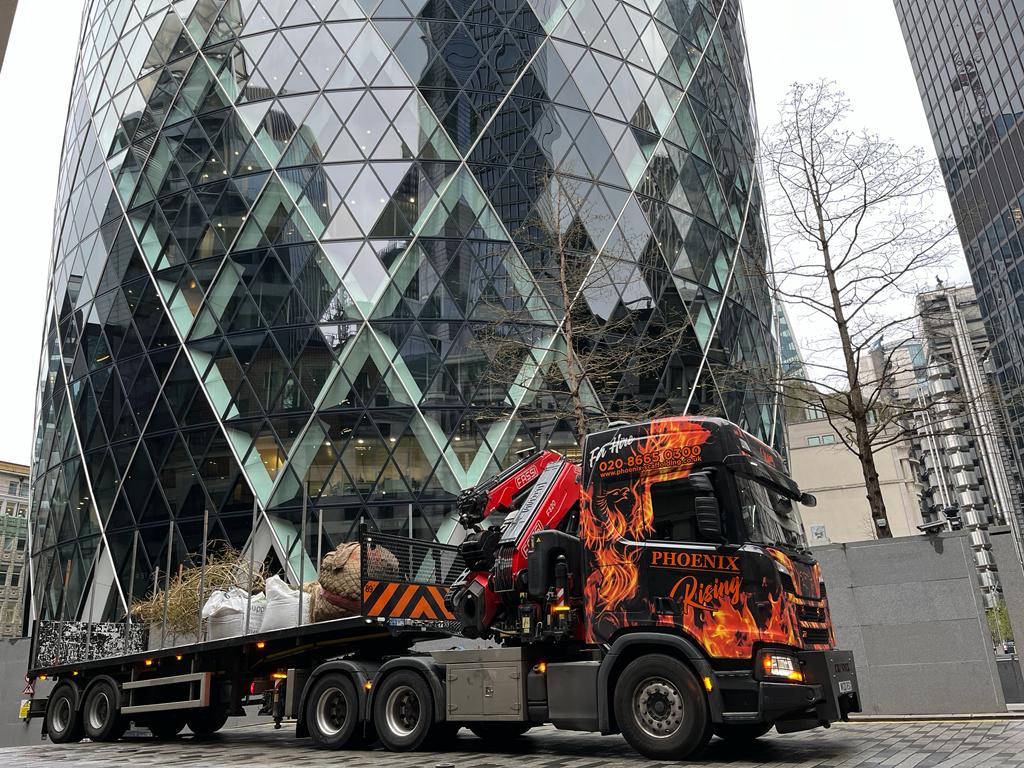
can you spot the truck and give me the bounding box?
[25,416,860,761]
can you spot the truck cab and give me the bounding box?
[438,416,861,758]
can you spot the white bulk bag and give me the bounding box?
[203,587,260,640]
[259,576,311,632]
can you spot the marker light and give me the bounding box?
[364,681,373,691]
[271,672,288,680]
[144,659,153,667]
[535,662,547,674]
[256,641,266,649]
[703,676,713,692]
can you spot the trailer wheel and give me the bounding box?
[372,669,435,751]
[468,722,531,741]
[45,682,83,743]
[613,653,710,760]
[306,673,361,749]
[148,714,187,739]
[186,708,230,738]
[713,722,772,742]
[82,680,127,742]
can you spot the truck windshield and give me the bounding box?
[734,474,807,550]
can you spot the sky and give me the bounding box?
[0,0,967,465]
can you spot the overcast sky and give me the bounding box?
[0,1,967,465]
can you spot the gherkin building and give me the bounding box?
[30,0,779,623]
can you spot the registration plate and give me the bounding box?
[838,680,853,694]
[17,700,30,719]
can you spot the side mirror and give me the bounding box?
[800,492,817,508]
[695,496,726,543]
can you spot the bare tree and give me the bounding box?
[475,173,686,448]
[759,81,961,537]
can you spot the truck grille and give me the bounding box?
[795,600,832,646]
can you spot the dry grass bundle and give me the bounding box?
[130,546,266,633]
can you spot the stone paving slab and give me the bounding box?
[6,720,1024,768]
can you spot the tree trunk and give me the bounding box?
[849,388,891,539]
[805,169,892,536]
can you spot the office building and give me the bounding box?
[894,0,1024,502]
[0,0,17,72]
[0,462,28,637]
[31,0,781,622]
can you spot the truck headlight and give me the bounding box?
[759,651,804,682]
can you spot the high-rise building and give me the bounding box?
[31,0,780,624]
[913,284,1022,535]
[893,0,1024,500]
[775,302,805,378]
[0,461,29,638]
[0,0,17,72]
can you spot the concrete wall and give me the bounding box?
[0,637,51,747]
[815,532,1006,715]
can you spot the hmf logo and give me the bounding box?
[650,551,740,572]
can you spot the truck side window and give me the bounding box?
[649,479,705,542]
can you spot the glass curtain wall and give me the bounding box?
[30,0,778,623]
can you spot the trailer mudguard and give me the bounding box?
[297,658,380,734]
[369,656,446,722]
[597,632,725,732]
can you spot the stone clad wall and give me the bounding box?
[815,532,1007,715]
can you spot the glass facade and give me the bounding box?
[894,0,1024,507]
[30,0,778,623]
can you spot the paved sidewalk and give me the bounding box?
[8,719,1024,768]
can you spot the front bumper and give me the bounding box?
[712,650,861,733]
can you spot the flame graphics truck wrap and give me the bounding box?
[580,417,832,656]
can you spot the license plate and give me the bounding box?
[18,700,30,719]
[838,680,853,694]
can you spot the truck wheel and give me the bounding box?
[187,708,230,738]
[45,682,84,743]
[307,673,361,749]
[372,670,434,751]
[468,722,531,741]
[713,723,772,742]
[613,654,710,760]
[149,714,187,739]
[82,680,127,742]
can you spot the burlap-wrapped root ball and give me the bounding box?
[310,542,399,622]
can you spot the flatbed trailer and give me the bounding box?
[26,418,861,760]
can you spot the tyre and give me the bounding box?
[306,673,362,749]
[45,682,84,744]
[148,714,187,739]
[713,722,773,742]
[372,670,435,751]
[82,680,127,742]
[186,707,230,738]
[613,653,710,760]
[468,722,531,741]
